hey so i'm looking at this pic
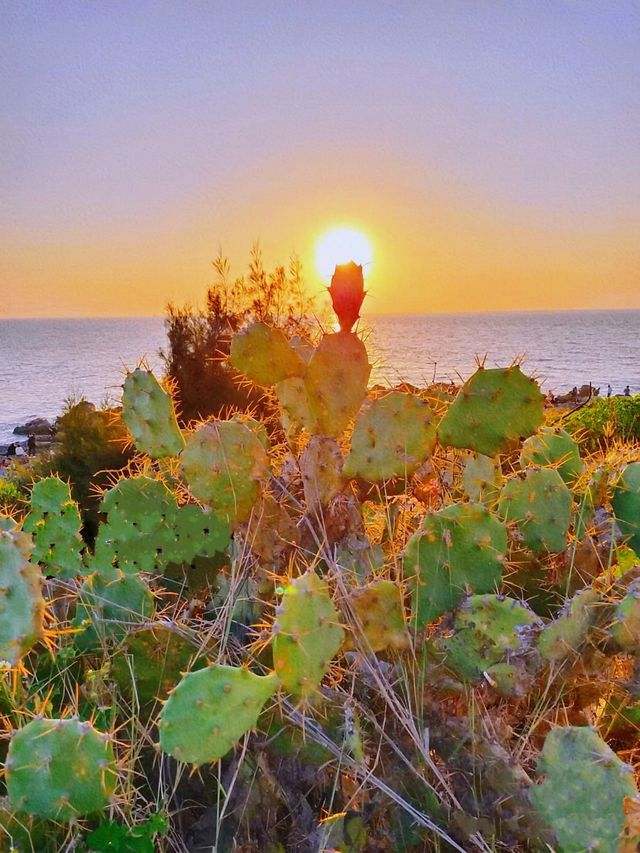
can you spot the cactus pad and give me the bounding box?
[181,420,268,523]
[438,366,544,457]
[499,468,572,554]
[0,527,45,666]
[440,594,541,695]
[404,502,507,628]
[6,718,117,819]
[159,664,278,764]
[343,392,437,481]
[300,436,344,511]
[529,726,637,852]
[272,571,344,698]
[22,477,83,578]
[122,368,185,458]
[519,426,583,485]
[230,321,305,386]
[611,580,640,653]
[537,588,602,663]
[461,453,503,504]
[304,332,371,437]
[345,579,409,652]
[74,571,154,649]
[275,376,316,437]
[612,462,640,556]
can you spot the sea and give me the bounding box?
[1,311,639,444]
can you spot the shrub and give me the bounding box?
[566,394,640,449]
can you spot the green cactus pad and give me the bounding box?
[111,624,205,711]
[611,580,640,653]
[74,571,154,649]
[272,571,344,698]
[404,502,507,628]
[159,664,278,765]
[461,453,503,504]
[230,321,306,386]
[122,368,185,458]
[612,462,640,556]
[438,366,544,457]
[537,588,602,663]
[181,420,268,523]
[0,528,45,666]
[6,718,117,820]
[304,332,371,438]
[440,594,541,695]
[22,477,83,578]
[345,579,410,652]
[300,436,344,511]
[529,726,637,852]
[275,376,316,437]
[499,468,573,554]
[519,427,583,485]
[343,392,437,481]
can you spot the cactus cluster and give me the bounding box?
[2,263,640,852]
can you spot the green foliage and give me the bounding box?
[529,726,637,852]
[6,718,117,820]
[499,468,573,554]
[87,814,168,853]
[537,587,602,663]
[272,570,344,698]
[438,365,544,456]
[565,393,640,448]
[74,571,155,649]
[344,391,437,481]
[404,502,507,628]
[159,664,278,765]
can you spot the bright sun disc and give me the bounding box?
[315,227,372,278]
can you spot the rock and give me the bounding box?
[13,418,54,436]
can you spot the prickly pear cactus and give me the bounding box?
[238,494,299,565]
[94,476,229,576]
[529,726,637,852]
[611,579,640,653]
[111,624,205,711]
[0,527,45,666]
[22,477,83,578]
[122,368,185,458]
[181,419,268,523]
[438,365,544,457]
[74,570,154,649]
[275,375,316,438]
[440,594,541,695]
[499,468,572,554]
[304,333,371,437]
[612,462,640,556]
[6,718,117,819]
[345,579,409,652]
[327,261,366,333]
[300,436,344,511]
[537,587,602,663]
[272,570,344,699]
[343,392,437,481]
[461,453,503,504]
[159,664,278,764]
[519,426,583,485]
[230,321,306,386]
[404,503,507,628]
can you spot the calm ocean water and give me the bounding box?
[1,311,638,443]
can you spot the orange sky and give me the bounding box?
[3,4,639,317]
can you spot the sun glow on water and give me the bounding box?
[315,227,372,278]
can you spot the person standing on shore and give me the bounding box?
[607,384,612,398]
[27,434,36,456]
[624,385,631,396]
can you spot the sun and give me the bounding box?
[315,227,372,278]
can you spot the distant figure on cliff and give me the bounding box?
[607,384,612,398]
[6,443,16,457]
[27,434,36,456]
[624,385,631,396]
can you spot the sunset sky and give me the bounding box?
[3,2,639,317]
